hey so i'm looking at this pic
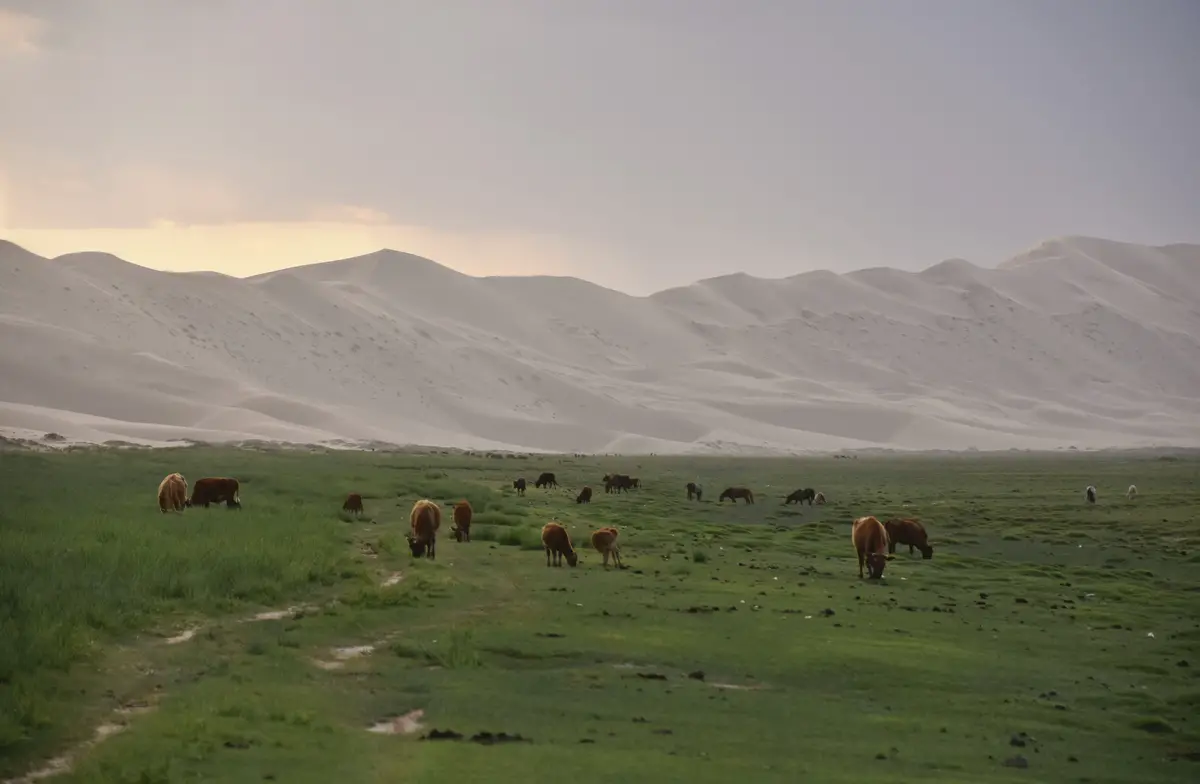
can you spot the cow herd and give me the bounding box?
[156,473,241,512]
[154,467,1129,581]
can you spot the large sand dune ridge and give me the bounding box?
[2,235,1198,453]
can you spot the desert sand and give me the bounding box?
[1,235,1198,454]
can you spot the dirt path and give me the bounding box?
[3,566,412,783]
[5,561,522,783]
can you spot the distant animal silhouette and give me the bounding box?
[686,482,703,501]
[784,487,816,505]
[534,472,558,489]
[576,486,593,504]
[603,474,633,493]
[718,486,754,504]
[513,478,527,496]
[1085,485,1097,504]
[342,493,364,516]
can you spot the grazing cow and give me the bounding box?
[451,500,473,543]
[884,518,934,559]
[407,499,441,558]
[1085,485,1097,504]
[784,487,817,505]
[852,515,893,579]
[630,477,641,490]
[187,477,241,509]
[1126,484,1138,500]
[534,472,559,489]
[591,526,624,569]
[814,492,826,505]
[603,474,633,494]
[576,486,593,504]
[342,493,364,516]
[157,472,188,513]
[513,478,527,496]
[718,486,755,504]
[541,521,578,567]
[686,482,703,501]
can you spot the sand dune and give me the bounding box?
[1,236,1198,453]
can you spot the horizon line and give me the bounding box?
[2,233,1194,299]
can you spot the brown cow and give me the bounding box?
[576,486,593,504]
[513,478,527,496]
[342,493,364,516]
[451,500,473,542]
[187,477,240,509]
[884,517,933,559]
[686,482,703,501]
[852,515,894,579]
[718,486,754,504]
[407,499,442,558]
[541,521,578,567]
[157,472,188,513]
[590,526,623,569]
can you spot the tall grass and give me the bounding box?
[0,450,363,754]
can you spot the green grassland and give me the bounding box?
[1,446,1198,783]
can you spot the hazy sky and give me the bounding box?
[2,0,1198,294]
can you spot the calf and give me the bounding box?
[884,517,933,559]
[576,486,593,504]
[513,477,527,496]
[1085,485,1097,504]
[686,482,703,501]
[451,500,472,543]
[718,486,754,504]
[852,515,893,579]
[407,499,441,558]
[1126,484,1137,500]
[342,493,364,516]
[541,521,578,567]
[814,492,826,505]
[784,487,816,505]
[590,526,623,569]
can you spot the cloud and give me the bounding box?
[0,160,246,229]
[0,9,45,56]
[308,205,392,225]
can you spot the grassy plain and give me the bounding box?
[1,446,1198,783]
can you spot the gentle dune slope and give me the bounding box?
[1,236,1198,453]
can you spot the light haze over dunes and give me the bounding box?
[2,236,1198,453]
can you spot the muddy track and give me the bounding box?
[3,565,413,783]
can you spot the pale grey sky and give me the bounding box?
[2,0,1197,294]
